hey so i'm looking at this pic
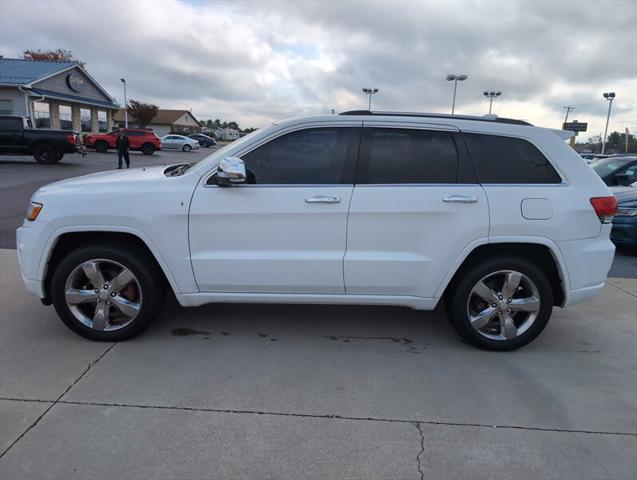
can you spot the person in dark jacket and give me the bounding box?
[116,131,130,169]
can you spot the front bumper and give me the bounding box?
[16,220,55,299]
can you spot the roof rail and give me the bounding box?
[339,110,532,126]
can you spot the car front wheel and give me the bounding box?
[182,144,192,152]
[50,244,166,341]
[447,257,553,351]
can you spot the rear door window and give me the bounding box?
[356,128,459,184]
[463,133,562,184]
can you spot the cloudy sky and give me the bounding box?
[1,0,635,138]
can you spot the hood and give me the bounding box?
[34,165,172,197]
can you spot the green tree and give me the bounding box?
[127,100,159,126]
[228,121,239,130]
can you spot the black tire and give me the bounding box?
[50,244,166,341]
[447,257,553,351]
[182,144,192,152]
[33,145,59,164]
[95,141,108,153]
[55,150,64,161]
[141,143,155,155]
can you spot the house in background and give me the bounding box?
[0,58,119,132]
[113,109,201,136]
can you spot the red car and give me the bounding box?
[84,128,161,155]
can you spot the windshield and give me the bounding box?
[592,158,633,177]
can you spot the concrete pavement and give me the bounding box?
[1,249,636,478]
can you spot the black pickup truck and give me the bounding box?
[0,115,84,164]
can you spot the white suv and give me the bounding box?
[16,111,617,350]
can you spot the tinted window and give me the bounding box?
[463,133,561,184]
[241,128,355,184]
[125,130,144,137]
[0,117,22,130]
[592,158,633,178]
[356,128,458,184]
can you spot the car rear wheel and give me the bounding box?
[447,257,553,351]
[182,144,192,152]
[95,141,108,153]
[141,143,155,155]
[51,244,166,341]
[33,145,60,164]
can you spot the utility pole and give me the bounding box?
[562,106,575,124]
[601,92,615,155]
[626,127,630,154]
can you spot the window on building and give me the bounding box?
[463,133,562,184]
[356,128,459,184]
[240,127,356,184]
[0,99,12,115]
[97,111,107,132]
[80,108,91,132]
[33,102,50,128]
[59,105,72,130]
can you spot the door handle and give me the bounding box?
[443,194,478,204]
[305,195,341,204]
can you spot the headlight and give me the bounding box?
[615,207,637,217]
[26,202,43,221]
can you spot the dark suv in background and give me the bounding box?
[84,128,161,155]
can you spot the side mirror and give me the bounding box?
[217,157,246,186]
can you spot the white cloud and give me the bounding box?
[0,0,635,137]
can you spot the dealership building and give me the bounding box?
[0,58,119,133]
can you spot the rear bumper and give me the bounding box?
[558,226,615,306]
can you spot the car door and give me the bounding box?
[163,135,176,149]
[0,117,26,154]
[189,124,361,294]
[344,123,489,298]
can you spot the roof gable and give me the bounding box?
[113,109,199,125]
[0,58,77,86]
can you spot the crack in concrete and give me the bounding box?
[415,423,425,480]
[607,280,637,299]
[1,395,635,438]
[0,342,117,458]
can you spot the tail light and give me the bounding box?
[590,196,617,224]
[67,133,77,145]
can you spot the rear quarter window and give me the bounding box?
[463,133,562,184]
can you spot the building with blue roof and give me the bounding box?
[0,58,119,133]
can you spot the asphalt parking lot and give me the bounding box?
[1,150,636,478]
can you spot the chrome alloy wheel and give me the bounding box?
[64,259,143,331]
[466,270,540,341]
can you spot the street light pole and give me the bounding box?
[120,78,128,128]
[601,92,615,154]
[446,74,468,114]
[362,87,379,110]
[483,91,502,114]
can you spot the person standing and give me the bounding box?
[116,130,130,169]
